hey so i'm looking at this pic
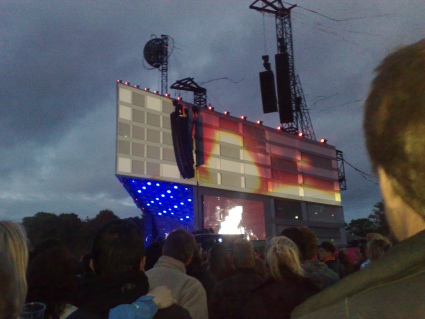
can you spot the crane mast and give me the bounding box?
[250,0,316,140]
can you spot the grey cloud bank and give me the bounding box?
[1,1,424,222]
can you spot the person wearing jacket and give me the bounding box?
[292,38,425,319]
[146,228,208,319]
[67,219,191,319]
[282,227,339,290]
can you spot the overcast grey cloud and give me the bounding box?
[1,1,424,222]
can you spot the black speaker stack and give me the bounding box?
[259,54,294,123]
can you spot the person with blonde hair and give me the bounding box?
[367,237,392,263]
[0,221,29,319]
[209,239,264,319]
[282,227,339,290]
[242,236,319,319]
[360,232,386,269]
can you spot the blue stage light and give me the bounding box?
[117,176,195,237]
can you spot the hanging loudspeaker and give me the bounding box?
[259,70,278,114]
[275,53,294,123]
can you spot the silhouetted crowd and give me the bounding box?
[0,218,393,319]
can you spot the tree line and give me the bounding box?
[345,201,389,238]
[21,201,388,256]
[22,209,143,257]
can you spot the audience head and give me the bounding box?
[162,228,197,265]
[208,243,234,281]
[29,238,63,262]
[0,220,28,317]
[232,238,255,269]
[145,240,165,271]
[282,227,318,262]
[186,243,203,269]
[0,252,25,319]
[366,233,384,243]
[367,238,392,262]
[364,39,425,239]
[318,241,336,261]
[91,219,145,275]
[254,257,268,278]
[267,236,304,281]
[337,249,353,274]
[27,247,79,319]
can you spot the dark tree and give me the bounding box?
[23,212,63,249]
[23,212,84,255]
[346,201,390,238]
[58,213,83,254]
[346,218,376,238]
[368,201,389,236]
[76,209,120,254]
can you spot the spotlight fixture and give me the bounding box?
[208,104,214,111]
[116,79,122,83]
[177,96,182,101]
[134,84,140,89]
[224,111,230,115]
[277,126,283,131]
[164,93,170,97]
[240,115,247,120]
[124,81,130,86]
[320,138,328,143]
[298,132,304,137]
[256,120,263,125]
[144,87,150,91]
[153,90,159,94]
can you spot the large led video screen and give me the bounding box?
[203,195,266,240]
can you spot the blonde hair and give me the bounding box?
[367,237,392,262]
[366,233,384,243]
[266,236,304,280]
[0,221,29,317]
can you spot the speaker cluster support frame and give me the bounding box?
[250,0,316,140]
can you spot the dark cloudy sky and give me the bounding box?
[1,1,424,223]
